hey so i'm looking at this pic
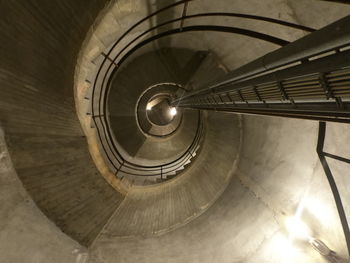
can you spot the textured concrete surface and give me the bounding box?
[134,109,198,164]
[0,127,83,263]
[95,111,241,238]
[108,49,204,162]
[170,0,350,72]
[1,0,350,262]
[89,115,350,263]
[74,0,350,194]
[237,115,349,260]
[324,122,350,255]
[0,0,124,246]
[90,177,326,263]
[90,177,281,263]
[85,1,350,262]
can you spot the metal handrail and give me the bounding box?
[116,112,203,172]
[105,12,314,73]
[171,15,350,123]
[90,0,314,178]
[117,120,204,176]
[173,15,350,102]
[135,84,185,138]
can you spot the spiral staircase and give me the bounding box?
[1,1,350,263]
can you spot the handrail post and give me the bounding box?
[179,2,189,31]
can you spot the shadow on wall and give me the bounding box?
[0,126,83,263]
[147,0,178,48]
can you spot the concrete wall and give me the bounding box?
[108,49,200,162]
[0,0,124,247]
[0,127,83,263]
[237,116,349,261]
[169,0,350,71]
[95,111,241,238]
[85,0,350,262]
[1,0,350,262]
[89,115,350,263]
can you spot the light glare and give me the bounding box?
[170,107,177,116]
[285,216,311,240]
[304,197,332,226]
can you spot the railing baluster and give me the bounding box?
[88,0,324,181]
[179,2,189,31]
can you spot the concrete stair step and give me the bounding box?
[100,111,241,237]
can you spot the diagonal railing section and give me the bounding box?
[173,15,350,123]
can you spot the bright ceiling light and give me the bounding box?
[285,216,311,241]
[170,107,177,116]
[304,197,332,226]
[146,104,152,111]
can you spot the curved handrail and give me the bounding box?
[107,12,314,75]
[116,111,202,171]
[112,25,290,69]
[136,90,183,138]
[89,1,315,178]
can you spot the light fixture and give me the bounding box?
[146,104,152,111]
[309,238,332,256]
[284,199,335,259]
[169,107,177,116]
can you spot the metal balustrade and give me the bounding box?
[88,0,317,180]
[173,16,350,123]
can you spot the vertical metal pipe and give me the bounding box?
[317,122,350,256]
[179,2,189,31]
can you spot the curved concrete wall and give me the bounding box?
[1,0,350,263]
[90,117,350,263]
[97,111,241,237]
[75,4,243,243]
[0,128,83,263]
[85,0,350,262]
[108,49,201,164]
[0,0,124,246]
